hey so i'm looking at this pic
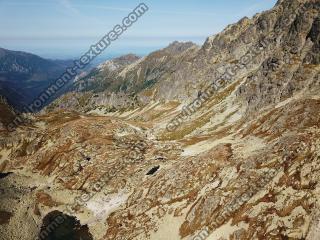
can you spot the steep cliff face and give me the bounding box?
[235,0,320,112]
[1,0,320,240]
[49,0,319,117]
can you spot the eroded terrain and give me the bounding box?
[1,0,320,239]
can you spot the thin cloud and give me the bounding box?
[76,4,133,12]
[237,2,269,18]
[0,1,220,17]
[75,4,220,16]
[58,0,80,15]
[0,0,80,15]
[150,10,220,17]
[0,1,50,6]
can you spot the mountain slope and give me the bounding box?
[74,53,141,93]
[1,0,320,240]
[50,0,319,117]
[0,48,73,110]
[47,41,198,112]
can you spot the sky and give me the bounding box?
[0,0,277,59]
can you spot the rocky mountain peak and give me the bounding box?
[98,53,140,70]
[162,41,198,54]
[1,1,320,240]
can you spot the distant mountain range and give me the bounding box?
[0,48,74,111]
[1,1,320,239]
[47,41,198,112]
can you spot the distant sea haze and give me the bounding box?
[0,36,206,59]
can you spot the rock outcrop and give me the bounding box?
[1,0,320,239]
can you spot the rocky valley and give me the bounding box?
[0,0,320,239]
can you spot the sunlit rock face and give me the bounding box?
[1,0,320,239]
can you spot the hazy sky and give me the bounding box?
[0,0,277,59]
